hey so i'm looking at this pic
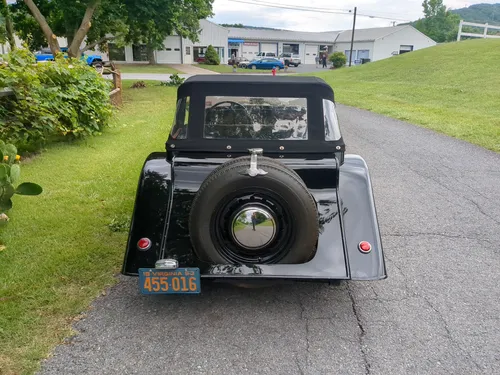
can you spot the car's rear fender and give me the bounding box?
[338,155,387,280]
[122,153,173,275]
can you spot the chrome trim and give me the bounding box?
[231,206,276,250]
[155,259,179,269]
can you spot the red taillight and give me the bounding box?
[137,238,151,251]
[358,241,372,253]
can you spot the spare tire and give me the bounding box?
[189,155,319,265]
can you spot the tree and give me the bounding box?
[11,0,127,57]
[10,0,213,64]
[0,0,16,50]
[122,0,213,65]
[204,44,219,65]
[414,0,461,42]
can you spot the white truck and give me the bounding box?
[278,53,301,67]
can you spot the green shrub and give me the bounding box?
[159,73,185,87]
[329,52,347,68]
[204,45,220,65]
[0,140,43,218]
[0,48,113,152]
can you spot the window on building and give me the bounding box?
[132,44,148,61]
[283,43,299,55]
[174,48,180,51]
[186,46,191,55]
[399,45,414,54]
[345,50,356,62]
[108,43,126,61]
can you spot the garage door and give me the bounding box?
[260,43,278,55]
[304,44,318,64]
[156,36,182,64]
[242,42,259,58]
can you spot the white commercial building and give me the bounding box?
[2,21,436,66]
[101,20,229,65]
[228,25,436,64]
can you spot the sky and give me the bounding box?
[210,0,499,32]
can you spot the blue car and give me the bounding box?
[247,58,285,70]
[34,47,104,70]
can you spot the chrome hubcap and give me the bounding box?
[231,207,276,250]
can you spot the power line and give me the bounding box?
[225,0,413,22]
[227,0,352,16]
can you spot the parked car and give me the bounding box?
[279,52,301,67]
[34,47,104,71]
[246,58,285,70]
[122,75,387,294]
[228,56,250,67]
[195,54,206,63]
[255,51,276,58]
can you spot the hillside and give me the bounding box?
[309,39,500,152]
[452,3,500,25]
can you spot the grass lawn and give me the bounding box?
[116,64,180,74]
[0,81,177,375]
[196,64,296,74]
[307,39,500,153]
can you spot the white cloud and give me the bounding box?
[210,0,498,32]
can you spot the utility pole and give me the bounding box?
[349,6,357,67]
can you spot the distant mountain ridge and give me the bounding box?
[451,3,500,25]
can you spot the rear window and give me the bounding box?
[204,96,308,140]
[170,97,190,139]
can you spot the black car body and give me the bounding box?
[122,75,386,294]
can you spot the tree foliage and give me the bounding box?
[204,44,219,65]
[122,0,213,64]
[452,3,500,25]
[414,0,461,42]
[9,0,213,62]
[10,0,127,55]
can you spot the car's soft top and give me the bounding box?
[177,75,335,102]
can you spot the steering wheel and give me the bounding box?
[207,101,253,124]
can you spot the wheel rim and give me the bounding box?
[210,188,295,264]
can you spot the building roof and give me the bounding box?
[227,27,340,43]
[334,25,409,43]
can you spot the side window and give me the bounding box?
[170,97,190,139]
[323,99,341,141]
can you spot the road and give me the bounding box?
[38,105,500,375]
[115,64,322,81]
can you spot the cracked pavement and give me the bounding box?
[38,105,500,375]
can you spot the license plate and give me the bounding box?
[138,268,201,294]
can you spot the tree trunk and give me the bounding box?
[68,0,100,58]
[147,44,156,65]
[1,0,16,51]
[23,0,60,55]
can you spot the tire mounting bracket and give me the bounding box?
[245,148,268,177]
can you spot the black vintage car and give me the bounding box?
[122,75,386,294]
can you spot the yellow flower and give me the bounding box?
[16,155,21,161]
[3,155,8,161]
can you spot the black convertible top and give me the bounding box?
[177,75,335,101]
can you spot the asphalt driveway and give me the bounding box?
[37,105,500,375]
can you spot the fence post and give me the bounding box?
[483,23,489,37]
[457,20,463,41]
